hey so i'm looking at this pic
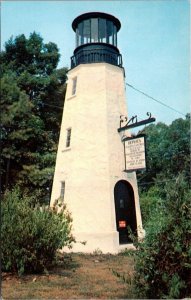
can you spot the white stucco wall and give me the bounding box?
[50,63,143,253]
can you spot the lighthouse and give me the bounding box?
[50,12,144,253]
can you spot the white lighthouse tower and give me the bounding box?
[50,12,144,253]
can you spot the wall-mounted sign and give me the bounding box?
[119,220,126,228]
[124,135,146,172]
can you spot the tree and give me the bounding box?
[137,114,190,190]
[1,32,67,202]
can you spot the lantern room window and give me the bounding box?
[84,19,91,43]
[75,17,118,48]
[91,18,98,42]
[99,18,106,43]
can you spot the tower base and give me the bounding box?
[62,231,140,254]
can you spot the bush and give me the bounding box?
[134,174,191,299]
[139,185,162,226]
[1,188,75,275]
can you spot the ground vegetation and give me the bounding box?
[134,174,191,299]
[1,188,74,275]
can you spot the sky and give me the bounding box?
[1,0,190,132]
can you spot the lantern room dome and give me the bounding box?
[72,12,121,31]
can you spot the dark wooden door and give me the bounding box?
[114,180,137,244]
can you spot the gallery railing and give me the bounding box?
[71,44,123,68]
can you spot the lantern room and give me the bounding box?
[71,12,123,68]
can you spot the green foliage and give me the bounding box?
[1,32,67,202]
[137,115,190,191]
[134,174,191,299]
[140,185,162,226]
[3,32,60,76]
[1,188,75,275]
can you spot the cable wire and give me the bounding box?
[126,83,186,117]
[42,84,186,117]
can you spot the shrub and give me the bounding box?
[1,188,75,275]
[134,174,191,299]
[139,185,162,226]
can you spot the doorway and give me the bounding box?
[114,180,137,244]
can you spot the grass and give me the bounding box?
[2,252,135,299]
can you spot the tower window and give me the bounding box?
[60,181,65,200]
[72,77,77,95]
[66,128,72,148]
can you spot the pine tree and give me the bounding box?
[1,32,67,203]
